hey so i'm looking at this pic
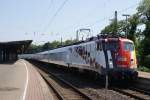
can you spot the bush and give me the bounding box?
[138,66,150,72]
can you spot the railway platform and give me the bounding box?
[138,71,150,79]
[0,59,53,100]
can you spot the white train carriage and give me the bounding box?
[37,40,113,74]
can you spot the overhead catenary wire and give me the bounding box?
[49,2,140,41]
[37,0,54,35]
[40,1,140,41]
[43,0,69,33]
[58,2,140,34]
[79,2,140,28]
[48,0,53,11]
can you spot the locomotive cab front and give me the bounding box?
[110,38,138,80]
[117,39,137,69]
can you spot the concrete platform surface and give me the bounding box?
[138,71,150,79]
[0,60,53,100]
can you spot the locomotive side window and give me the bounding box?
[124,42,134,51]
[105,41,119,51]
[96,41,102,51]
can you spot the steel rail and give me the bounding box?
[36,65,92,100]
[111,87,150,100]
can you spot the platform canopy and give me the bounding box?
[0,40,32,62]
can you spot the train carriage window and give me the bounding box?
[85,44,87,53]
[96,41,102,51]
[91,44,93,51]
[86,44,90,52]
[90,44,91,52]
[91,43,95,51]
[93,43,96,50]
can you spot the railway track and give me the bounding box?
[111,87,150,100]
[129,86,150,96]
[30,60,150,100]
[36,65,92,100]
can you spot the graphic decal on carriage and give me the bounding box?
[71,44,103,69]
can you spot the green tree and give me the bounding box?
[101,20,126,35]
[64,39,77,45]
[138,0,150,37]
[26,44,41,53]
[50,41,61,48]
[42,42,51,51]
[128,14,140,42]
[100,17,139,43]
[101,21,117,34]
[137,0,150,66]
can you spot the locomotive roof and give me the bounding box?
[37,36,133,54]
[120,38,133,43]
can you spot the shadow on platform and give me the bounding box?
[0,60,17,65]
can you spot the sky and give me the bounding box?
[0,0,142,44]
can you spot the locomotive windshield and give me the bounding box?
[124,42,134,51]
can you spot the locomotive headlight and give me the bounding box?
[109,59,113,64]
[109,61,113,65]
[117,56,127,61]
